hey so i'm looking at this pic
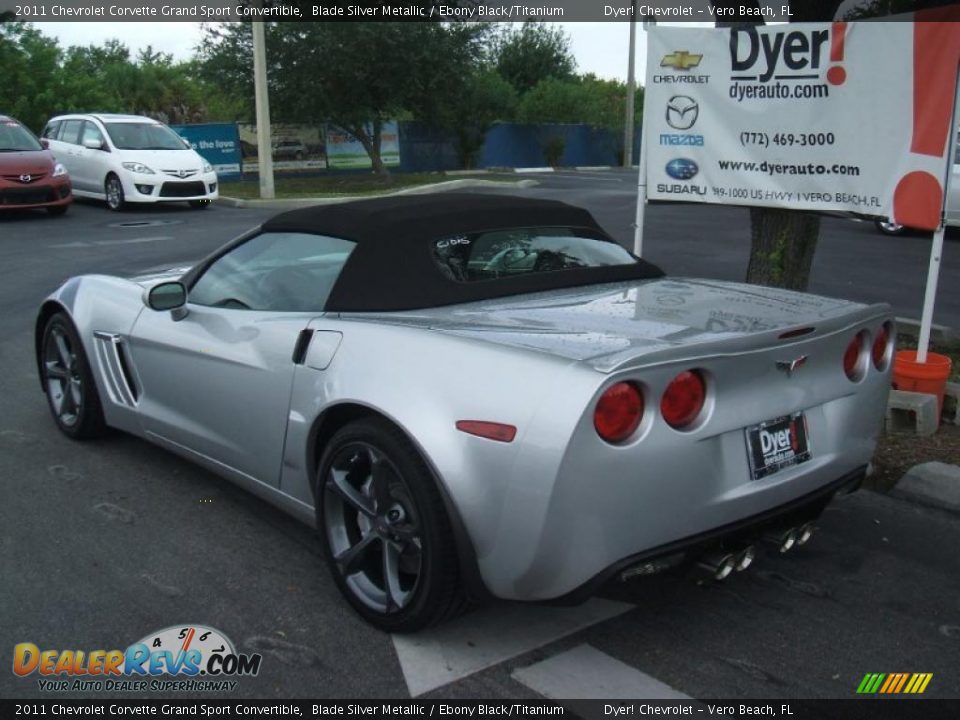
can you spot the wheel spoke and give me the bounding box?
[327,469,376,517]
[69,378,83,409]
[334,532,379,576]
[54,332,72,370]
[382,540,409,611]
[45,361,67,380]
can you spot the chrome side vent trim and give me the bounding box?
[92,332,139,407]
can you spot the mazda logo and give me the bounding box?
[666,96,699,130]
[19,174,31,183]
[665,158,699,180]
[178,170,187,178]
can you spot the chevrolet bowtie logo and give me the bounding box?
[776,356,808,377]
[661,51,703,71]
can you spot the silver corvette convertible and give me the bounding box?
[36,194,893,631]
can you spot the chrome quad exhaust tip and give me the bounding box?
[765,527,800,553]
[698,552,738,581]
[698,545,756,581]
[796,522,815,546]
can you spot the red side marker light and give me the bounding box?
[456,420,517,443]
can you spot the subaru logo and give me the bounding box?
[666,95,699,130]
[665,158,699,180]
[19,174,31,183]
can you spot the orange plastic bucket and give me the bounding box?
[892,350,953,418]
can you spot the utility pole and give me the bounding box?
[622,0,638,167]
[252,20,275,200]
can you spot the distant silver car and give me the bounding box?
[35,194,893,631]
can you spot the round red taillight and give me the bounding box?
[661,370,706,429]
[872,324,890,370]
[594,382,644,443]
[843,332,866,381]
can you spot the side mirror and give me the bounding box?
[40,139,50,149]
[146,281,187,312]
[181,137,192,149]
[82,138,104,151]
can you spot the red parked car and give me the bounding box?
[0,114,72,216]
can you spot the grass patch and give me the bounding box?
[220,172,517,199]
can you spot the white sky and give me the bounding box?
[36,22,713,84]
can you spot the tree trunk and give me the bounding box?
[339,120,390,179]
[713,0,830,291]
[745,207,819,290]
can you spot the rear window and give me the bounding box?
[432,227,637,283]
[0,120,42,152]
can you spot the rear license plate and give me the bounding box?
[745,412,811,480]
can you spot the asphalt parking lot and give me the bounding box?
[2,178,959,702]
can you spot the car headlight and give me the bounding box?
[202,161,214,174]
[121,162,155,175]
[52,163,68,178]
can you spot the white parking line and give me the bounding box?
[512,643,693,700]
[51,236,173,248]
[392,599,633,697]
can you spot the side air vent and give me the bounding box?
[92,332,140,407]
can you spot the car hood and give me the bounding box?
[115,148,203,172]
[0,150,55,174]
[352,278,882,371]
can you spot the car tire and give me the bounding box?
[189,200,210,209]
[105,174,125,211]
[40,313,107,440]
[316,418,466,632]
[47,205,68,217]
[875,219,906,236]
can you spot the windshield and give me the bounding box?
[0,121,43,152]
[104,122,185,151]
[432,227,638,283]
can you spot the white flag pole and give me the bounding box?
[916,72,959,364]
[633,20,655,257]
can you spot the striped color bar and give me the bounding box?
[857,673,933,694]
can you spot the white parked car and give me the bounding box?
[41,114,218,211]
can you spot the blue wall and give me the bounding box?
[177,121,640,174]
[399,121,637,171]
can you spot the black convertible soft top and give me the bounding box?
[194,193,664,312]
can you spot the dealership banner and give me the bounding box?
[170,122,241,179]
[644,16,960,230]
[327,122,401,170]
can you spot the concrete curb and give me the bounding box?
[891,462,960,513]
[895,316,954,341]
[217,178,538,209]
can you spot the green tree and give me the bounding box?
[493,22,576,96]
[438,70,517,169]
[0,22,62,132]
[199,21,490,176]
